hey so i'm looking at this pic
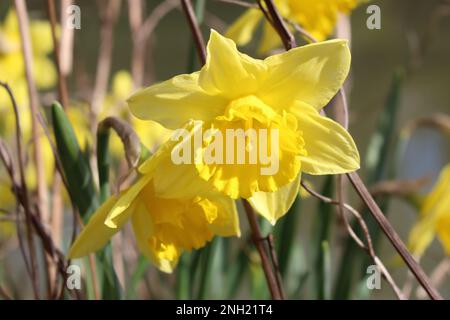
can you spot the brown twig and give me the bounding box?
[98,117,142,168]
[46,0,70,109]
[369,177,430,198]
[214,0,257,8]
[0,285,12,300]
[402,113,450,136]
[0,80,39,299]
[347,172,442,300]
[91,0,122,117]
[416,258,450,299]
[46,0,71,297]
[60,0,75,76]
[243,200,283,299]
[0,139,33,287]
[0,84,80,299]
[266,234,286,299]
[129,0,178,87]
[301,181,406,300]
[262,0,296,50]
[15,0,49,223]
[180,0,206,65]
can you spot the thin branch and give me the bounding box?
[369,177,429,198]
[403,113,450,136]
[0,80,39,299]
[60,0,75,76]
[180,0,206,65]
[262,0,296,50]
[288,20,317,43]
[204,11,227,32]
[0,139,32,285]
[91,0,122,116]
[242,200,283,299]
[0,285,12,300]
[416,258,450,299]
[301,181,405,300]
[0,85,79,299]
[47,0,70,109]
[213,0,257,8]
[129,0,178,87]
[266,234,286,299]
[347,172,443,300]
[15,0,49,223]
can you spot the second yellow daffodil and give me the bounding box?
[69,136,240,272]
[226,0,363,53]
[409,164,450,258]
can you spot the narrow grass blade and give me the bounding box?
[311,176,334,299]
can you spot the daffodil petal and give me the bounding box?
[139,122,215,199]
[127,72,226,129]
[105,174,152,227]
[199,30,267,99]
[421,164,450,216]
[131,201,179,273]
[248,174,301,225]
[408,213,436,258]
[259,39,351,111]
[68,195,134,258]
[206,195,241,237]
[409,164,450,256]
[294,103,360,175]
[436,215,450,255]
[226,8,262,47]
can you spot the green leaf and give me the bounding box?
[225,246,248,299]
[176,253,191,299]
[52,102,123,299]
[365,70,404,183]
[274,196,301,278]
[51,102,98,219]
[196,238,218,299]
[311,176,334,300]
[126,255,149,299]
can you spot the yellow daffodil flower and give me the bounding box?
[226,0,363,53]
[127,31,360,223]
[408,164,450,257]
[0,8,56,106]
[69,136,240,272]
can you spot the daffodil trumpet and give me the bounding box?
[171,119,280,176]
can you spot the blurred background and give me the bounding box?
[0,0,449,299]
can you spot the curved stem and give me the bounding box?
[242,200,283,300]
